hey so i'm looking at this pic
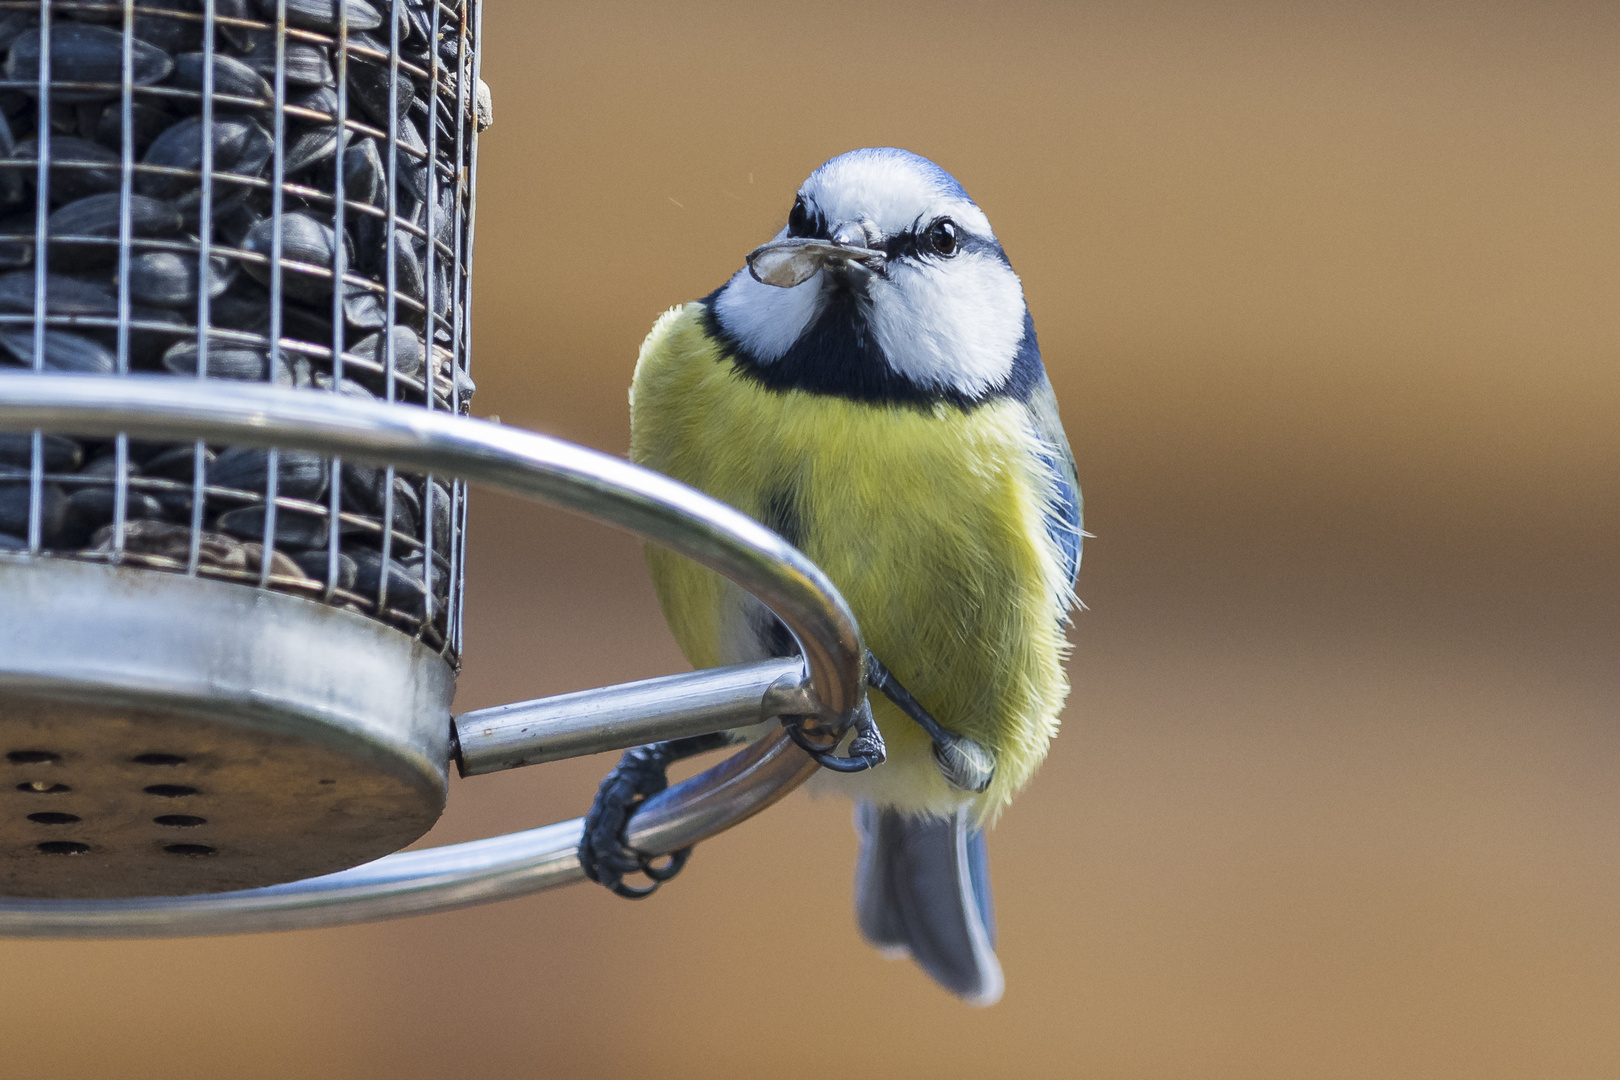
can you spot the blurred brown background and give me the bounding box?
[3,1,1616,1076]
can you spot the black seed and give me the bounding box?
[44,193,182,268]
[0,433,80,471]
[344,35,414,130]
[0,470,68,541]
[170,52,273,108]
[351,547,428,618]
[125,250,234,309]
[59,487,168,548]
[91,100,173,156]
[216,504,329,549]
[139,447,209,487]
[241,212,340,305]
[0,326,116,373]
[347,326,422,378]
[4,26,174,103]
[255,0,384,33]
[283,126,342,176]
[138,115,273,200]
[237,33,334,89]
[210,446,330,501]
[11,135,121,203]
[0,269,116,314]
[342,138,384,206]
[290,547,357,589]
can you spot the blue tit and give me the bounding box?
[613,148,1080,1005]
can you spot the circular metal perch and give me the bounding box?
[0,374,866,936]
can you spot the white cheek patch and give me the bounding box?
[867,253,1027,397]
[712,262,826,364]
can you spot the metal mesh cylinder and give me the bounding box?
[0,0,484,658]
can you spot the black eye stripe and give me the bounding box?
[786,196,829,239]
[880,225,1002,263]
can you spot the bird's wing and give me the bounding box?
[1024,375,1083,591]
[854,802,1004,1005]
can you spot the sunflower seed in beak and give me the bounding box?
[745,237,885,289]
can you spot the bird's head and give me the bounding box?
[710,148,1034,403]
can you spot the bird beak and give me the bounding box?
[746,232,886,289]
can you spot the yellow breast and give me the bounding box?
[629,304,1071,819]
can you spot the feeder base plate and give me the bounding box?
[0,697,445,898]
[0,558,453,898]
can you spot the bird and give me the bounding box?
[580,147,1081,1006]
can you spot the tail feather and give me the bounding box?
[853,802,1004,1006]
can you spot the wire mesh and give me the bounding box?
[0,0,483,658]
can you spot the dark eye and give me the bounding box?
[787,197,812,237]
[926,218,959,256]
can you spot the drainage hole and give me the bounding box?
[37,840,89,855]
[17,782,71,794]
[133,753,187,767]
[26,812,81,825]
[7,751,59,765]
[143,785,198,798]
[154,814,206,828]
[163,843,215,857]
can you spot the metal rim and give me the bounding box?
[0,375,866,935]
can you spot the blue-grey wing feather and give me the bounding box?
[1023,374,1082,591]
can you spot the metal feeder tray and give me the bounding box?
[0,375,866,935]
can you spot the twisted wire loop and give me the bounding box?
[0,0,487,660]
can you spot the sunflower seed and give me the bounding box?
[350,546,427,617]
[0,327,116,373]
[0,269,115,313]
[0,467,67,541]
[125,250,235,308]
[241,211,342,304]
[58,486,168,548]
[45,192,182,268]
[89,101,174,157]
[289,547,356,589]
[4,26,174,102]
[171,52,273,109]
[346,325,422,377]
[139,114,273,199]
[0,432,81,471]
[217,504,329,548]
[253,0,383,34]
[282,125,342,176]
[210,446,329,500]
[141,444,212,481]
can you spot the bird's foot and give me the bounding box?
[865,654,996,794]
[579,733,729,899]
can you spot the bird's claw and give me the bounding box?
[783,697,886,772]
[580,736,724,899]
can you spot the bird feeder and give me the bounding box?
[0,0,864,936]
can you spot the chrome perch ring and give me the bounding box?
[0,374,867,937]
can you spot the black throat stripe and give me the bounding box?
[699,285,1046,409]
